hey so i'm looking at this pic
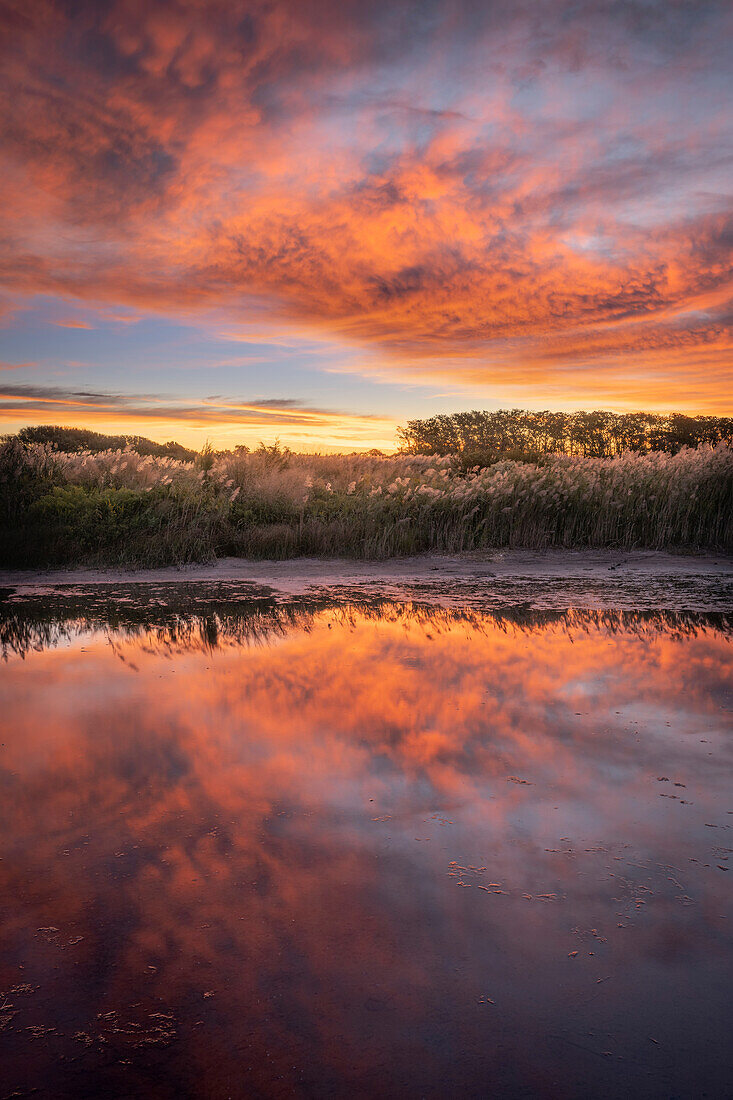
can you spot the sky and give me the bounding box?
[0,0,731,451]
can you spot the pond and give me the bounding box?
[0,584,731,1098]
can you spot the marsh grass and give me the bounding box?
[1,437,731,566]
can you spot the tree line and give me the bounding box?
[397,410,733,460]
[12,425,196,462]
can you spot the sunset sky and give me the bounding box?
[1,0,731,451]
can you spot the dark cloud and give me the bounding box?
[0,383,386,428]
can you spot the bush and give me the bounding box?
[15,425,196,461]
[0,484,228,567]
[0,437,61,525]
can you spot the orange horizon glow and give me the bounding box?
[0,402,401,452]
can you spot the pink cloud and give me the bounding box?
[0,1,731,409]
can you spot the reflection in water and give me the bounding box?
[0,591,731,1098]
[2,582,731,660]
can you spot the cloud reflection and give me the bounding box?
[0,599,731,1095]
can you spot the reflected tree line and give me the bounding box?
[1,587,730,659]
[398,410,733,460]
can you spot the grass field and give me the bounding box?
[1,437,731,566]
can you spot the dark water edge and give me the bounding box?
[1,569,732,659]
[2,585,733,661]
[0,583,731,1099]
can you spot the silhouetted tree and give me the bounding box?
[398,409,733,459]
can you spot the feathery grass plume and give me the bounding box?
[0,437,730,566]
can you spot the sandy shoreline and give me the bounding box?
[1,549,730,586]
[2,550,731,612]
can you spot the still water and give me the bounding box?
[0,586,731,1099]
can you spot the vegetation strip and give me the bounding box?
[2,418,732,566]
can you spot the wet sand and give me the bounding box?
[2,550,731,612]
[2,549,730,585]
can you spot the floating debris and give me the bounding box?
[26,1025,56,1039]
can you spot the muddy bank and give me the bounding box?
[2,550,731,612]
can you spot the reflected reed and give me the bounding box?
[1,584,731,659]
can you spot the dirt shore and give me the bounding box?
[2,550,731,612]
[0,549,730,586]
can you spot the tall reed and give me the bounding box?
[2,439,731,565]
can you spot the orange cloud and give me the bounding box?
[0,1,731,410]
[54,318,94,329]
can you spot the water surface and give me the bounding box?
[0,587,731,1098]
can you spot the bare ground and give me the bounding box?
[1,550,731,612]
